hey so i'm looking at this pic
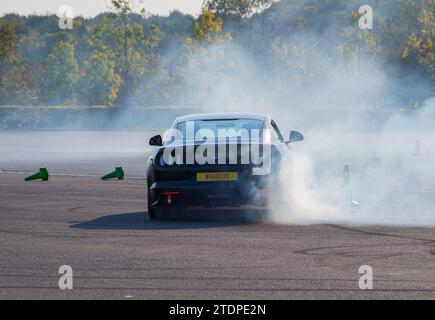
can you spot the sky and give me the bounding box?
[0,0,204,17]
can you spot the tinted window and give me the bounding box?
[175,119,263,140]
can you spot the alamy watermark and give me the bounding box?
[358,5,373,30]
[58,265,73,290]
[359,265,373,290]
[58,5,74,30]
[161,123,272,176]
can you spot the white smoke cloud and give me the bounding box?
[175,32,435,227]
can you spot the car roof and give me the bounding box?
[174,112,269,123]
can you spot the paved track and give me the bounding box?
[1,173,435,299]
[1,131,435,299]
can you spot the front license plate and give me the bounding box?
[196,172,238,182]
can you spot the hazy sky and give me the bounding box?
[0,0,204,17]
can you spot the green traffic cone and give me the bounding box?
[342,164,360,206]
[25,168,49,182]
[343,164,350,185]
[101,167,124,180]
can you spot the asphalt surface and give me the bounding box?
[1,131,435,299]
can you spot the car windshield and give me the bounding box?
[174,118,263,141]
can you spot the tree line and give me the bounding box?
[0,0,433,108]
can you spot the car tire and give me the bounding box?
[147,189,157,220]
[148,190,173,220]
[148,210,157,220]
[147,189,185,220]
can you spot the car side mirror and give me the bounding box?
[149,134,163,146]
[287,131,304,144]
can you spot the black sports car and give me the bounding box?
[146,113,303,219]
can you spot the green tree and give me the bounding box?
[182,10,232,49]
[0,0,434,108]
[403,0,435,81]
[37,41,79,104]
[111,0,144,93]
[0,22,30,104]
[336,26,382,65]
[85,1,161,105]
[128,51,171,105]
[79,51,122,106]
[203,0,272,20]
[269,37,316,86]
[177,11,233,105]
[193,10,232,43]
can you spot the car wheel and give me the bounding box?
[147,189,157,220]
[148,209,157,220]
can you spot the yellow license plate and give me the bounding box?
[196,172,238,182]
